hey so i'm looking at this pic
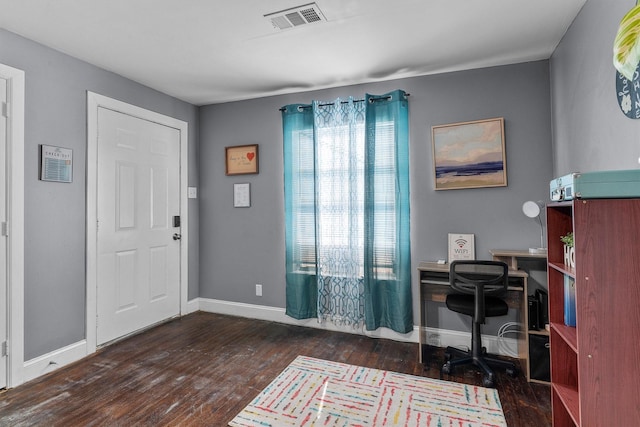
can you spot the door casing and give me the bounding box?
[86,92,189,353]
[0,63,25,388]
[1,75,7,389]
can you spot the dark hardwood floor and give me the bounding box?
[0,312,551,426]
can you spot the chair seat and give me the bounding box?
[446,294,508,318]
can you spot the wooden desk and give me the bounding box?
[489,249,547,270]
[417,262,530,380]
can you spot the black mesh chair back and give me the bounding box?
[449,260,509,325]
[450,260,509,295]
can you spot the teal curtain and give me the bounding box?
[283,104,317,319]
[363,90,412,333]
[282,90,412,333]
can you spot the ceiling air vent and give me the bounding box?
[265,3,327,30]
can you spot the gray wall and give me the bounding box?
[0,29,200,360]
[11,0,628,359]
[199,60,554,330]
[551,0,640,175]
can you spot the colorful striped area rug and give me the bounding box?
[229,355,507,427]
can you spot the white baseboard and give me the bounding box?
[16,299,210,387]
[194,297,519,357]
[16,299,518,387]
[22,340,88,384]
[424,328,518,358]
[196,297,417,343]
[185,298,200,314]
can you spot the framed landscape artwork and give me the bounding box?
[431,117,507,190]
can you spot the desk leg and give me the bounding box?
[419,299,443,368]
[419,296,425,365]
[418,286,436,367]
[519,277,530,379]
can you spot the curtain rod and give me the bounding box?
[279,93,410,112]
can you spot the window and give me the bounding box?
[283,90,412,333]
[289,105,399,277]
[288,109,400,278]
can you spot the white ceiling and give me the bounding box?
[0,0,586,106]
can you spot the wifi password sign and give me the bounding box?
[448,233,475,261]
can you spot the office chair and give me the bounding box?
[441,260,518,387]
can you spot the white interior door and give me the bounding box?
[96,107,181,345]
[0,77,8,388]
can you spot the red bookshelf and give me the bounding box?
[546,200,640,426]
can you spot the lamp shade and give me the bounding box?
[522,200,542,218]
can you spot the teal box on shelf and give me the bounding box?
[550,169,640,201]
[563,275,576,327]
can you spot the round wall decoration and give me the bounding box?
[616,66,640,119]
[614,3,640,119]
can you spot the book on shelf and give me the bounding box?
[563,274,576,327]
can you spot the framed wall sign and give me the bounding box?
[233,183,251,208]
[226,144,259,175]
[448,233,475,261]
[432,118,507,190]
[40,144,73,183]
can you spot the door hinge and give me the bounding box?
[1,102,8,118]
[1,341,7,357]
[1,221,7,237]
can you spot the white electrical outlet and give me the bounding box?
[427,333,441,347]
[255,284,263,296]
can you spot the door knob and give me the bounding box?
[173,233,182,240]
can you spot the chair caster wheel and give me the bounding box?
[506,367,517,377]
[483,375,495,388]
[442,362,452,375]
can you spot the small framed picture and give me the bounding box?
[226,144,259,175]
[448,233,475,261]
[233,183,251,208]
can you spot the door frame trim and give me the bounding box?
[86,92,189,353]
[0,63,25,388]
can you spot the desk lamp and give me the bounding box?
[522,200,547,254]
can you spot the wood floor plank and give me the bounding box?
[0,312,551,426]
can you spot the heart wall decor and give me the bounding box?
[225,144,259,175]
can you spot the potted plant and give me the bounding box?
[561,231,575,268]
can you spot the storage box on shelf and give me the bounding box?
[546,199,640,426]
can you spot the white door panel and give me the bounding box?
[0,77,8,388]
[96,107,180,345]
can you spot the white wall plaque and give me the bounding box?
[233,183,251,208]
[41,145,73,183]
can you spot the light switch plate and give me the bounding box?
[188,187,197,199]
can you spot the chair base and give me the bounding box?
[442,346,518,388]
